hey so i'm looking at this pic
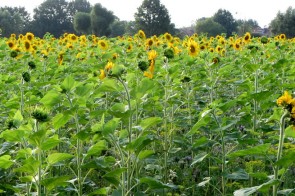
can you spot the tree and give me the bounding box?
[213,9,237,37]
[270,6,295,38]
[0,6,31,37]
[195,18,226,37]
[134,0,175,37]
[68,0,92,22]
[31,0,73,37]
[73,12,91,34]
[110,19,128,37]
[236,19,259,35]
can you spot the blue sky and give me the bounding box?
[2,0,294,28]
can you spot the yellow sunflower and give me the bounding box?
[105,61,114,71]
[277,91,293,106]
[23,40,32,52]
[148,50,157,60]
[164,33,172,42]
[6,40,15,49]
[137,30,146,39]
[25,32,34,41]
[146,38,153,48]
[98,40,108,50]
[187,40,199,57]
[279,34,286,40]
[126,44,133,52]
[99,69,106,80]
[233,40,242,50]
[243,32,251,43]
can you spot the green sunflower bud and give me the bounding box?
[28,61,36,69]
[22,72,30,82]
[10,51,18,58]
[138,61,149,72]
[164,48,174,59]
[260,36,268,44]
[181,76,191,83]
[32,108,49,122]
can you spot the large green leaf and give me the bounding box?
[227,143,271,158]
[102,118,121,136]
[103,168,127,187]
[140,117,162,131]
[41,176,71,191]
[97,78,120,92]
[0,155,13,169]
[139,177,177,189]
[87,140,107,157]
[187,109,212,136]
[285,125,295,138]
[52,112,72,130]
[234,179,279,196]
[276,151,295,168]
[191,152,208,166]
[61,75,76,92]
[47,153,74,165]
[226,169,249,180]
[40,90,61,108]
[40,135,60,151]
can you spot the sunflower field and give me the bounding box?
[0,31,295,196]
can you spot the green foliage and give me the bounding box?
[90,3,115,36]
[74,12,91,34]
[213,9,238,37]
[195,17,226,37]
[134,0,175,36]
[270,6,295,38]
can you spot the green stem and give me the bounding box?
[35,120,42,196]
[273,110,289,196]
[117,77,132,195]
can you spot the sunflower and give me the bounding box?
[233,40,241,50]
[58,52,64,65]
[23,40,32,52]
[105,61,114,71]
[126,44,133,52]
[215,45,222,53]
[99,69,106,80]
[277,91,293,106]
[187,40,199,57]
[279,34,286,40]
[25,32,34,41]
[199,44,206,51]
[98,40,108,50]
[6,40,15,49]
[243,32,251,43]
[143,71,153,79]
[148,50,157,60]
[112,53,118,60]
[164,33,172,42]
[137,30,146,39]
[70,34,78,42]
[10,33,16,39]
[146,38,153,48]
[209,47,214,53]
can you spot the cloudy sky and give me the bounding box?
[1,0,294,28]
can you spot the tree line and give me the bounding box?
[0,0,294,38]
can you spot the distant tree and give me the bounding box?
[110,19,128,37]
[0,6,31,36]
[90,3,115,36]
[74,12,91,34]
[213,9,237,37]
[195,18,226,37]
[270,6,295,38]
[237,19,259,35]
[134,0,175,36]
[31,0,73,37]
[68,0,92,22]
[125,21,137,35]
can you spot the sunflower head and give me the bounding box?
[187,40,199,57]
[98,40,108,50]
[32,108,49,123]
[279,34,286,40]
[277,91,294,107]
[99,69,106,80]
[6,40,15,49]
[25,32,34,41]
[148,50,157,60]
[243,32,251,43]
[164,33,172,42]
[137,30,146,39]
[23,40,32,52]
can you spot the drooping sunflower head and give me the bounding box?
[25,32,34,41]
[137,30,146,39]
[187,40,199,57]
[99,69,106,80]
[126,44,133,52]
